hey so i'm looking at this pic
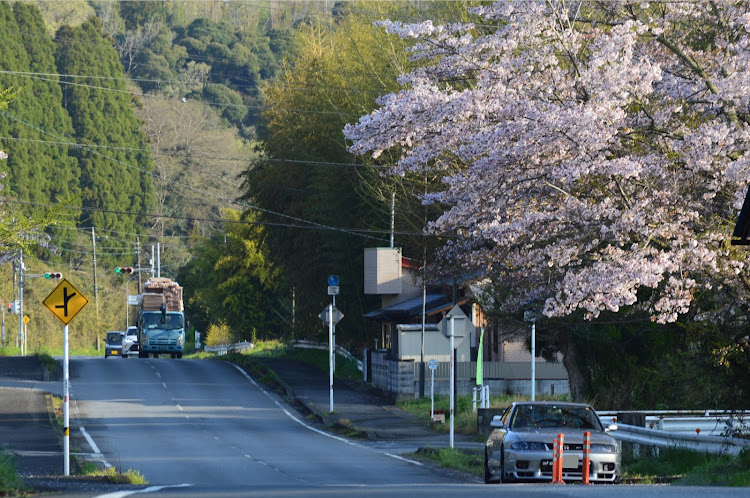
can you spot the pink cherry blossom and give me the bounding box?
[345,1,750,324]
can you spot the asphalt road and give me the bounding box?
[69,357,467,491]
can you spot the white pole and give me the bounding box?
[63,324,70,476]
[449,315,455,449]
[430,368,435,419]
[531,321,536,401]
[329,303,334,414]
[18,252,23,355]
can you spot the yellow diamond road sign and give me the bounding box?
[43,279,89,325]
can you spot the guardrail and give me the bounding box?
[598,410,750,437]
[595,410,750,455]
[610,422,750,455]
[203,341,253,356]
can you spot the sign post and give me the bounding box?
[427,358,438,420]
[321,275,342,414]
[438,305,471,449]
[43,279,89,476]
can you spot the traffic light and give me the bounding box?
[44,272,62,279]
[115,267,134,274]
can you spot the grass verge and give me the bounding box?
[0,451,27,496]
[412,447,483,478]
[77,462,147,485]
[622,446,750,486]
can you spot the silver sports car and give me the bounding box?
[484,401,621,484]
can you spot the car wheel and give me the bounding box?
[177,353,183,359]
[484,450,493,484]
[139,351,147,358]
[497,447,505,483]
[122,353,128,359]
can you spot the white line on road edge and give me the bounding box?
[79,426,111,468]
[94,483,192,498]
[228,363,424,466]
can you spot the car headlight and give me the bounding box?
[511,441,547,451]
[589,444,617,453]
[177,334,183,346]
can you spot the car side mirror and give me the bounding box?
[606,423,618,432]
[490,415,504,428]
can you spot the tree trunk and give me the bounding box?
[559,329,587,402]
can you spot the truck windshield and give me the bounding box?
[142,313,184,330]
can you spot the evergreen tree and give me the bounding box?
[55,18,154,237]
[0,3,79,207]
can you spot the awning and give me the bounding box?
[364,294,470,322]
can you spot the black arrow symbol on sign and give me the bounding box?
[55,287,77,317]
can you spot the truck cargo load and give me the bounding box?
[140,278,184,311]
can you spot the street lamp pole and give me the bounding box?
[524,310,536,401]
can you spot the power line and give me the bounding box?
[0,110,389,240]
[0,70,368,117]
[0,198,448,241]
[0,135,384,169]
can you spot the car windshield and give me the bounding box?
[142,313,184,330]
[510,404,602,430]
[106,333,122,344]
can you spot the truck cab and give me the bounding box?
[138,309,185,358]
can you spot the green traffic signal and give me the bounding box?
[44,272,62,279]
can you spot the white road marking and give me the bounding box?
[79,426,111,468]
[228,363,423,466]
[94,483,192,498]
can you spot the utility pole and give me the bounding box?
[17,251,23,355]
[91,228,99,319]
[136,237,142,290]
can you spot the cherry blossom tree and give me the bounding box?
[345,1,750,326]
